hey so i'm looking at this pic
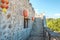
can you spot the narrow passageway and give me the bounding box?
[28,18,44,40]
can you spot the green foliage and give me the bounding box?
[46,18,60,32]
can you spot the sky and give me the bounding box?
[30,0,60,18]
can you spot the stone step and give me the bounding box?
[28,18,44,40]
[31,32,43,36]
[28,36,44,40]
[30,35,43,37]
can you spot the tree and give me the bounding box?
[46,18,60,32]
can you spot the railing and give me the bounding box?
[43,16,60,40]
[44,27,60,40]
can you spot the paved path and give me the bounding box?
[28,18,44,40]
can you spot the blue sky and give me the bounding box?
[30,0,60,18]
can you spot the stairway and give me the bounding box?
[28,18,44,40]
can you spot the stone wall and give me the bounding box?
[0,0,35,40]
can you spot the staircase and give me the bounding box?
[28,18,44,40]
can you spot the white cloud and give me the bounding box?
[46,13,60,18]
[54,13,60,16]
[52,13,60,18]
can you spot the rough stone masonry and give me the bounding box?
[0,0,35,40]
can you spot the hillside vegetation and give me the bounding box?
[46,18,60,32]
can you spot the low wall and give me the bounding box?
[43,16,60,40]
[44,27,60,40]
[51,37,60,40]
